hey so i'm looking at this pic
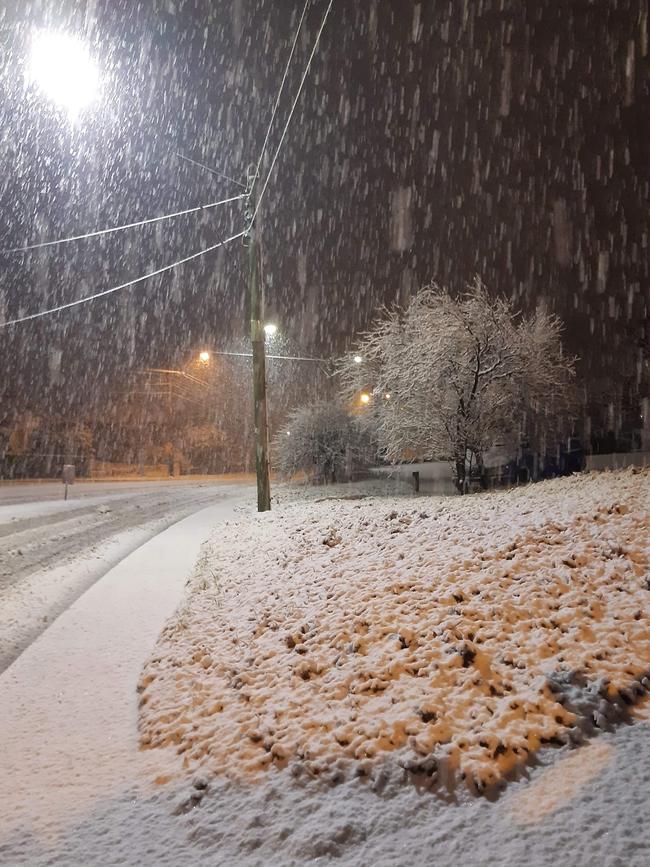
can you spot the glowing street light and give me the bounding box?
[28,30,101,120]
[264,323,278,338]
[353,355,363,364]
[360,392,371,405]
[199,351,210,364]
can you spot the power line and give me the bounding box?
[210,350,325,362]
[1,2,333,329]
[143,368,211,387]
[249,0,334,228]
[2,194,246,255]
[0,230,246,327]
[251,0,310,192]
[176,153,247,190]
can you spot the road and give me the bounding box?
[0,477,254,673]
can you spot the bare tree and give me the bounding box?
[342,278,576,492]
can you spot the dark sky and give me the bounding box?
[0,0,648,421]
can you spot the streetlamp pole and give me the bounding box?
[246,166,271,512]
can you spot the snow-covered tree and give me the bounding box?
[342,278,576,491]
[273,400,371,483]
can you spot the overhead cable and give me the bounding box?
[211,350,325,362]
[250,0,311,191]
[176,153,247,189]
[248,0,334,228]
[2,194,246,255]
[0,230,246,327]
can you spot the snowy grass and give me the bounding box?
[139,469,650,795]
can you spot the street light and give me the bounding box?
[360,392,371,405]
[28,30,101,120]
[264,323,278,338]
[199,351,210,364]
[353,355,363,364]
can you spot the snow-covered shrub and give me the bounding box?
[342,277,576,492]
[273,400,371,483]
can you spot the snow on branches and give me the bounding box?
[341,278,576,491]
[273,400,371,484]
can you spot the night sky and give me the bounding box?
[1,0,649,430]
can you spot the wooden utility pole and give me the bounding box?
[246,168,271,512]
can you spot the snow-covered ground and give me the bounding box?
[141,469,650,791]
[1,470,648,866]
[0,478,253,671]
[140,469,648,864]
[370,460,457,495]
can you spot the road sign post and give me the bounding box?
[62,464,75,500]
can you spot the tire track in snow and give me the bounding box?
[0,482,253,672]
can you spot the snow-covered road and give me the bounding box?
[0,496,251,866]
[0,478,254,671]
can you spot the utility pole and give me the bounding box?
[246,166,271,512]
